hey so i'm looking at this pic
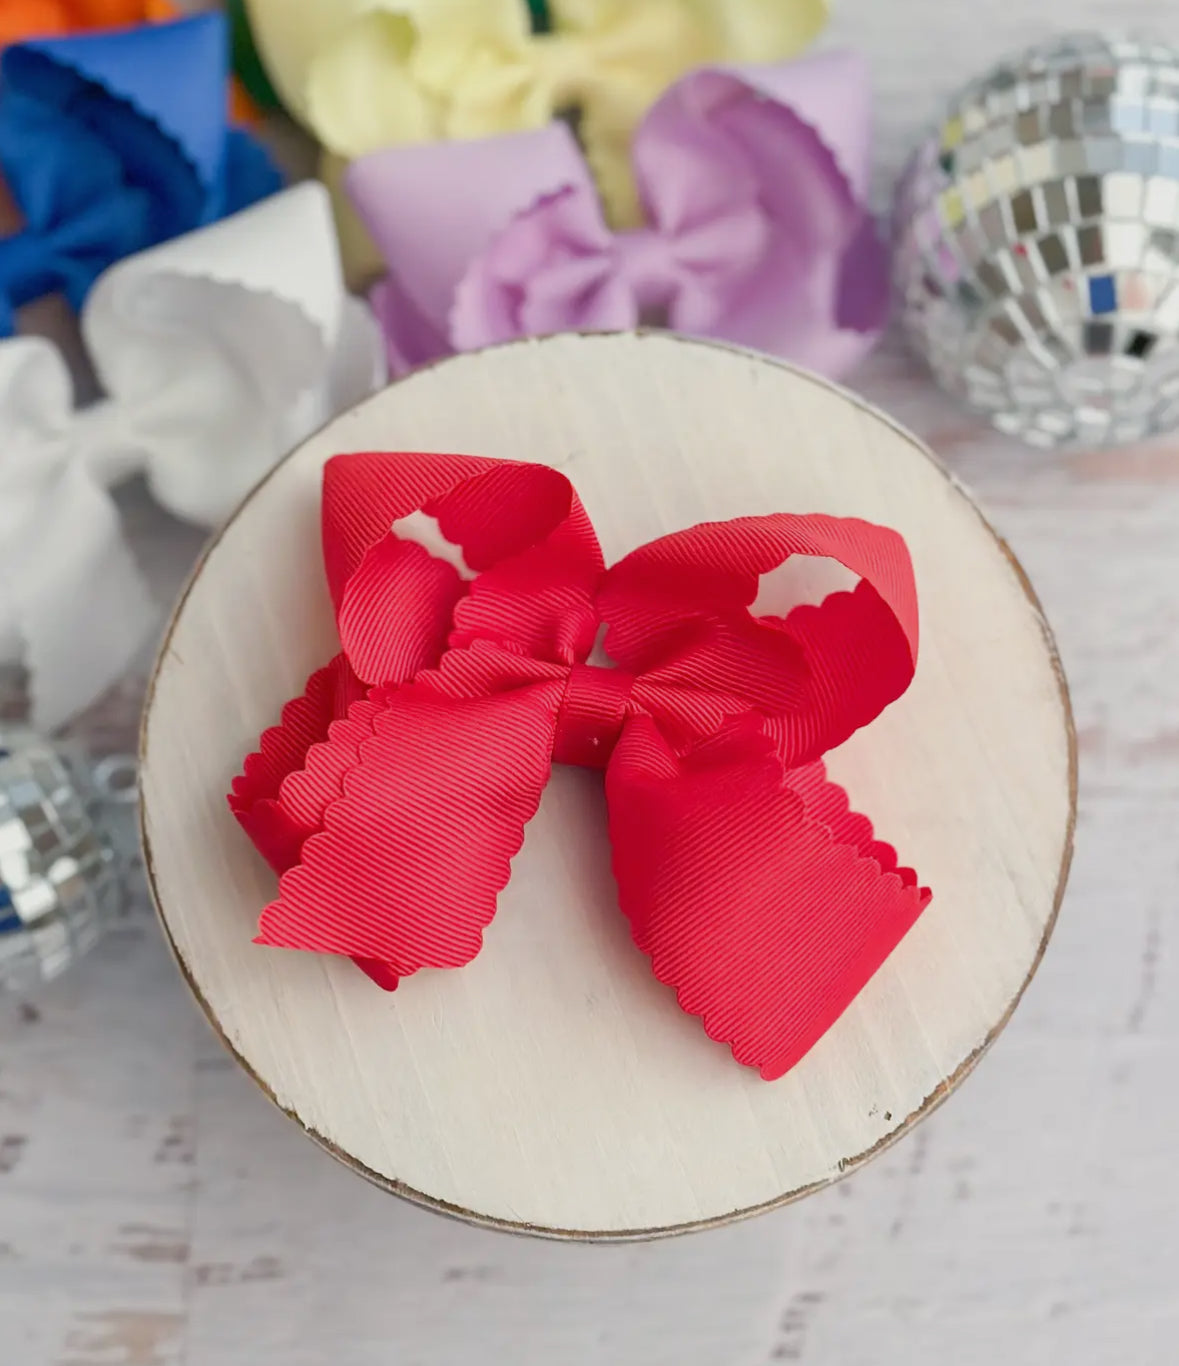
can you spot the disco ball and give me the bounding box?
[894,33,1179,448]
[0,731,124,992]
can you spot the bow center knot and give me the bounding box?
[552,662,635,770]
[529,33,594,107]
[615,227,681,319]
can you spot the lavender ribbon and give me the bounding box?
[346,51,889,379]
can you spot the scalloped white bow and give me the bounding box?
[0,182,387,729]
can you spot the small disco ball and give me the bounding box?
[0,730,124,992]
[894,32,1179,448]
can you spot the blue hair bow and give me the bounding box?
[0,13,281,334]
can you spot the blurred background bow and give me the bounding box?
[247,0,827,230]
[0,181,385,728]
[0,12,279,333]
[347,52,886,380]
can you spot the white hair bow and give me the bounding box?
[0,181,386,730]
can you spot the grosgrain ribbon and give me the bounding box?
[347,53,890,381]
[0,13,280,334]
[230,451,930,1080]
[0,182,386,729]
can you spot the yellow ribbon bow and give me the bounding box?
[247,0,827,225]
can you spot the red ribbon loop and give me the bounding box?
[230,452,931,1080]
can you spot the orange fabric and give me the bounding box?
[228,74,260,126]
[0,1,158,42]
[0,1,70,42]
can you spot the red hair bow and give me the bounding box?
[230,452,930,1080]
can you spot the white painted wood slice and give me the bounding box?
[140,332,1074,1240]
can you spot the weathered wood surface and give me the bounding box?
[3,0,1179,1360]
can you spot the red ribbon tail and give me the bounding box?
[257,679,561,975]
[608,716,930,1079]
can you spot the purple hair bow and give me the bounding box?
[346,51,889,380]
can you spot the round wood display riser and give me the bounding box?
[141,332,1075,1240]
